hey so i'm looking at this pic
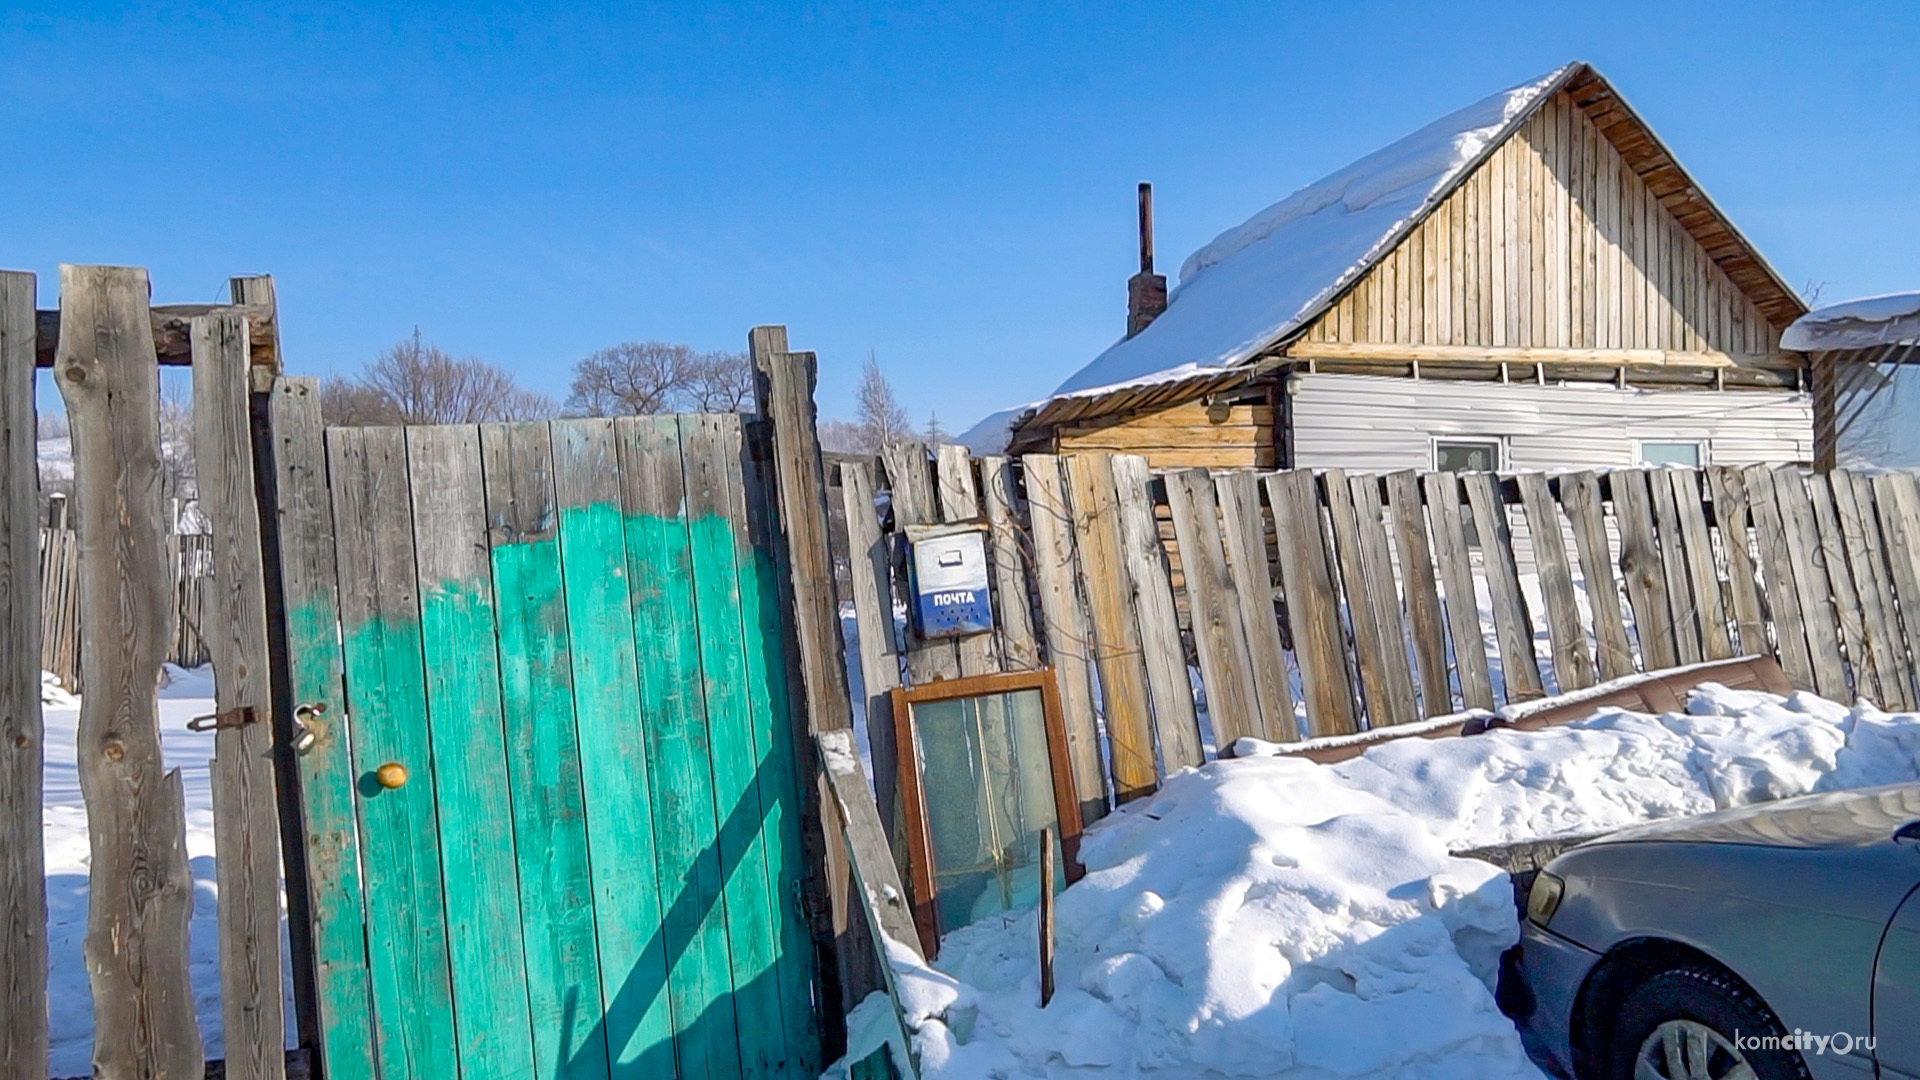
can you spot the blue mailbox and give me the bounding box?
[907,524,993,639]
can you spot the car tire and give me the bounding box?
[1602,965,1810,1080]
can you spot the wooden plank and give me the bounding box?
[935,444,998,676]
[840,460,905,869]
[1768,466,1851,701]
[1421,472,1496,709]
[1322,469,1404,725]
[477,423,610,1080]
[750,331,854,733]
[1515,472,1595,690]
[1463,472,1545,702]
[1384,471,1452,715]
[1348,473,1421,724]
[190,313,286,1080]
[1111,456,1208,763]
[1839,472,1913,709]
[54,265,202,1078]
[266,380,379,1080]
[1806,472,1879,703]
[1065,454,1157,799]
[1560,472,1635,681]
[1166,468,1263,751]
[1665,469,1735,662]
[551,418,679,1077]
[880,441,960,683]
[1873,474,1920,711]
[1647,469,1704,665]
[1705,467,1768,659]
[981,456,1040,671]
[1021,454,1108,821]
[404,424,538,1079]
[1610,470,1675,669]
[1743,466,1815,691]
[1216,470,1299,742]
[0,270,44,1080]
[680,414,801,1079]
[32,299,280,371]
[1266,470,1358,733]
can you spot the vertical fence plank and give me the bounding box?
[1464,472,1545,702]
[1807,472,1878,703]
[1385,470,1452,715]
[881,442,960,684]
[1348,474,1421,724]
[191,313,286,1080]
[477,423,610,1080]
[934,445,998,676]
[1768,466,1850,700]
[1216,470,1298,742]
[1874,474,1920,710]
[840,461,904,857]
[1515,472,1595,690]
[1647,470,1704,665]
[551,419,679,1077]
[55,265,203,1078]
[1165,468,1262,750]
[1422,472,1495,709]
[1268,470,1358,733]
[1021,455,1107,821]
[1705,467,1768,660]
[405,424,538,1080]
[1611,469,1675,670]
[1112,456,1207,764]
[1323,470,1407,724]
[1065,454,1158,799]
[267,379,379,1080]
[1744,465,1815,691]
[1842,473,1914,709]
[0,270,44,1080]
[1665,470,1735,663]
[981,457,1040,671]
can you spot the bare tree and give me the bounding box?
[567,342,695,417]
[685,349,756,413]
[818,419,868,454]
[321,330,554,426]
[158,374,195,506]
[857,351,912,450]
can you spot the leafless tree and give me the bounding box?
[685,349,756,413]
[158,374,195,506]
[321,330,554,426]
[856,351,912,450]
[818,419,868,454]
[567,342,695,417]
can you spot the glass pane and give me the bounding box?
[912,687,1065,935]
[1640,442,1701,467]
[1436,440,1500,472]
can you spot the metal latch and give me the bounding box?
[186,706,259,732]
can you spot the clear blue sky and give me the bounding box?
[8,2,1918,431]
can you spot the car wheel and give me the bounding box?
[1603,966,1809,1080]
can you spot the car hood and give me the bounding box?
[1592,782,1920,850]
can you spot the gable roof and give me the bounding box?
[963,61,1805,452]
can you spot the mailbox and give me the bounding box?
[908,525,993,639]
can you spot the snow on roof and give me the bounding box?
[1049,64,1572,400]
[1782,292,1920,352]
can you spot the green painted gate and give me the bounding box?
[273,403,821,1080]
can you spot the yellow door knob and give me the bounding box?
[375,763,408,789]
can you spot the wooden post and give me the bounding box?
[840,460,906,874]
[0,270,47,1080]
[192,314,286,1080]
[1038,826,1055,1008]
[55,264,202,1077]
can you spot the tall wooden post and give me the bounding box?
[55,265,203,1076]
[1810,351,1837,472]
[0,270,47,1080]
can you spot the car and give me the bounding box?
[1512,781,1920,1080]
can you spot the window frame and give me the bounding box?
[1431,436,1507,473]
[1636,439,1709,468]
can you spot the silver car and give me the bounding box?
[1514,782,1920,1080]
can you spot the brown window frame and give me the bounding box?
[889,668,1086,957]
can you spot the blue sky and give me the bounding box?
[7,2,1919,431]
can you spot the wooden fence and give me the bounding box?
[39,526,217,689]
[839,445,1920,818]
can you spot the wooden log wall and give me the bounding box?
[836,445,1920,821]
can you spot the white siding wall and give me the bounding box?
[1289,373,1812,472]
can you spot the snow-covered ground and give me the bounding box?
[42,665,294,1077]
[829,685,1920,1079]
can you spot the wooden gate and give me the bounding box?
[270,394,820,1080]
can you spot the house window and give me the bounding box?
[1434,438,1503,473]
[1639,441,1704,467]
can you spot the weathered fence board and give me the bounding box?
[881,442,959,684]
[1768,466,1850,701]
[1464,471,1545,702]
[1269,470,1358,733]
[1324,469,1411,724]
[1113,455,1207,764]
[1165,468,1262,749]
[841,460,905,867]
[1421,471,1496,710]
[1807,471,1878,703]
[1385,470,1452,715]
[981,456,1041,671]
[1612,470,1676,670]
[1745,464,1816,691]
[1666,469,1735,663]
[1706,466,1769,660]
[936,444,998,676]
[1839,472,1913,709]
[1647,470,1704,666]
[192,312,286,1080]
[1875,473,1920,711]
[1515,471,1594,691]
[56,264,204,1078]
[1349,473,1421,723]
[1067,454,1158,798]
[1558,471,1634,680]
[1022,454,1108,821]
[1215,469,1298,742]
[0,269,45,1080]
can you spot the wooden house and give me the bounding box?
[969,62,1818,474]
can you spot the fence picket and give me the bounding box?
[881,443,959,683]
[1268,470,1358,733]
[1768,466,1850,700]
[1514,472,1594,691]
[981,456,1040,671]
[1612,470,1675,669]
[1559,471,1635,680]
[1665,469,1734,662]
[1705,467,1769,659]
[1215,470,1299,742]
[1842,473,1914,709]
[1022,454,1108,822]
[1463,472,1544,702]
[1421,471,1495,710]
[935,445,998,676]
[1648,470,1704,665]
[840,460,906,866]
[1112,455,1206,764]
[1165,467,1262,750]
[1385,470,1452,715]
[1874,473,1920,710]
[1806,472,1878,703]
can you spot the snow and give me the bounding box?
[1782,291,1920,352]
[42,665,294,1077]
[828,684,1920,1079]
[958,64,1574,452]
[38,436,72,485]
